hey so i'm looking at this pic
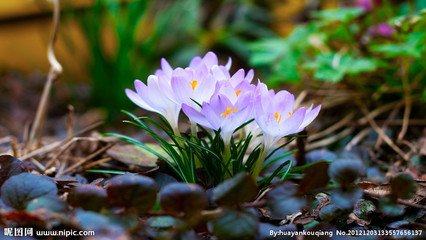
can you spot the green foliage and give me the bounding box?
[111,111,294,187]
[328,159,365,209]
[159,183,207,218]
[304,53,380,83]
[26,196,67,213]
[0,159,423,238]
[390,173,417,200]
[0,155,27,187]
[248,2,426,104]
[68,184,107,211]
[266,182,305,219]
[106,173,158,214]
[1,173,58,210]
[74,0,272,116]
[212,172,257,206]
[211,209,258,240]
[312,7,364,24]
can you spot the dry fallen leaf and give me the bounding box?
[106,144,160,168]
[358,180,426,204]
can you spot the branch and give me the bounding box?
[27,0,63,149]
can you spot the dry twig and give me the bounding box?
[308,112,355,142]
[27,0,63,149]
[359,103,409,161]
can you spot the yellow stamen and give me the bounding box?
[288,111,292,116]
[191,80,198,91]
[220,106,238,118]
[235,89,241,96]
[274,112,282,124]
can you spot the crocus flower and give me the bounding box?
[125,76,181,133]
[354,0,374,11]
[182,94,253,143]
[214,75,256,105]
[189,51,232,71]
[171,64,217,109]
[254,83,321,151]
[368,23,395,38]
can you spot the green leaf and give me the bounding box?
[379,197,405,217]
[159,183,207,217]
[304,53,380,83]
[319,204,341,221]
[0,155,27,188]
[353,199,376,220]
[86,169,126,175]
[212,172,257,206]
[212,209,258,240]
[26,196,67,213]
[328,159,364,186]
[313,8,363,24]
[1,173,57,210]
[371,44,420,58]
[371,32,426,58]
[68,184,107,212]
[75,209,126,236]
[106,173,157,214]
[267,182,305,219]
[330,187,363,209]
[249,39,287,66]
[390,173,417,200]
[298,161,330,194]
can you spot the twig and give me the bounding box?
[0,136,19,157]
[66,105,75,138]
[44,136,108,169]
[0,136,12,145]
[308,112,355,142]
[30,158,46,172]
[397,59,412,142]
[375,102,402,149]
[58,143,115,176]
[20,141,63,161]
[364,191,426,210]
[357,101,400,125]
[20,121,103,161]
[27,0,63,149]
[83,157,113,170]
[306,127,354,151]
[345,128,371,151]
[359,103,409,161]
[241,199,267,208]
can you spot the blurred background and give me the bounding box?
[0,0,425,138]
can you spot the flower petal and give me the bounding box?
[125,88,156,113]
[182,104,212,129]
[297,105,321,131]
[202,52,218,67]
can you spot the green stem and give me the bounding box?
[224,143,232,178]
[252,147,267,180]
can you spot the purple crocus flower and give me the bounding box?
[368,23,395,38]
[189,51,232,71]
[354,0,374,12]
[171,64,217,109]
[254,83,321,150]
[182,94,253,143]
[125,76,181,133]
[211,68,255,106]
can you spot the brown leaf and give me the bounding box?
[347,213,370,226]
[298,161,330,195]
[358,180,426,204]
[0,155,27,188]
[106,144,159,168]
